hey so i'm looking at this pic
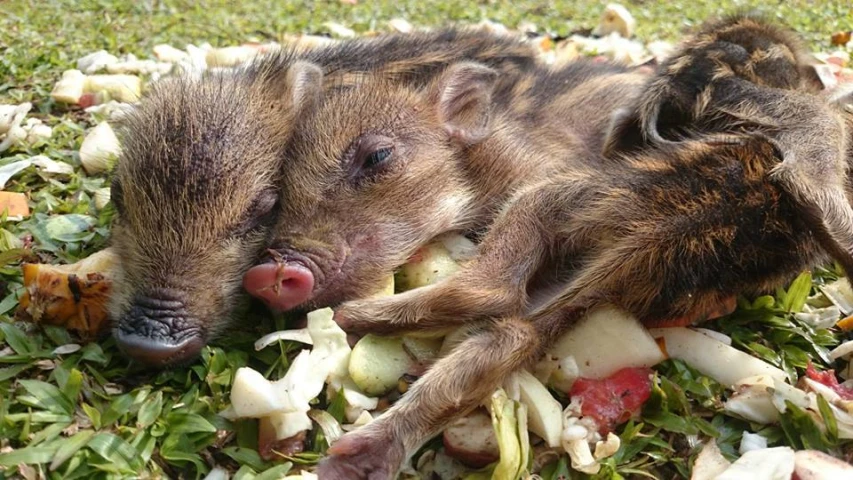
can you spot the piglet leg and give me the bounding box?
[334,175,599,335]
[317,315,560,480]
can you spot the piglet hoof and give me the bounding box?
[317,430,405,480]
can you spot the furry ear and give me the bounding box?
[601,107,646,156]
[432,62,498,145]
[285,60,324,111]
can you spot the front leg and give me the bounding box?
[317,315,560,479]
[334,176,599,335]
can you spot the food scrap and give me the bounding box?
[15,248,118,338]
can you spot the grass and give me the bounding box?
[1,0,853,479]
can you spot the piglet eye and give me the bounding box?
[234,189,279,237]
[348,134,396,181]
[364,147,393,169]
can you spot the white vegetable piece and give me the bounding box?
[205,46,260,68]
[773,378,853,439]
[436,232,478,262]
[51,70,87,104]
[323,21,356,38]
[829,339,853,361]
[593,433,620,460]
[94,187,111,210]
[690,440,731,480]
[724,379,779,424]
[551,305,666,379]
[202,467,230,480]
[77,50,119,74]
[388,18,414,34]
[505,369,563,447]
[254,328,313,350]
[79,122,122,175]
[0,103,31,152]
[85,74,142,103]
[29,155,72,175]
[794,449,853,479]
[548,354,581,391]
[650,327,787,387]
[739,431,768,454]
[592,3,636,38]
[22,118,52,144]
[560,397,604,475]
[267,410,313,442]
[153,44,190,63]
[228,308,362,440]
[818,278,853,315]
[714,447,795,480]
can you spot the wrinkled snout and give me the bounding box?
[243,260,315,311]
[114,288,206,366]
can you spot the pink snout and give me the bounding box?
[243,261,315,311]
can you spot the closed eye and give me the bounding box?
[234,189,279,237]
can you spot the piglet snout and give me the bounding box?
[243,261,315,311]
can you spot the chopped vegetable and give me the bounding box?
[818,278,853,315]
[442,408,500,468]
[550,305,665,380]
[348,334,410,396]
[50,69,87,104]
[793,449,853,479]
[714,446,795,480]
[84,74,142,103]
[505,369,563,447]
[16,248,118,337]
[650,327,787,387]
[739,431,768,454]
[79,122,121,174]
[691,440,731,480]
[227,308,362,441]
[395,239,461,291]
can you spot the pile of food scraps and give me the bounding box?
[3,4,853,480]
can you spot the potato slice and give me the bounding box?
[550,305,666,380]
[16,248,118,337]
[348,334,411,396]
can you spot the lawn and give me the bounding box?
[2,1,853,479]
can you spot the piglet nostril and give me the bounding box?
[114,289,204,366]
[243,261,315,311]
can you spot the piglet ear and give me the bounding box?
[285,60,323,111]
[432,62,498,145]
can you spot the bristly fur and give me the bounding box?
[107,26,544,360]
[316,14,853,480]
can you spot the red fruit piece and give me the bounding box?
[805,362,853,401]
[569,367,654,435]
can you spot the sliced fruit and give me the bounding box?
[16,248,118,338]
[348,334,410,396]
